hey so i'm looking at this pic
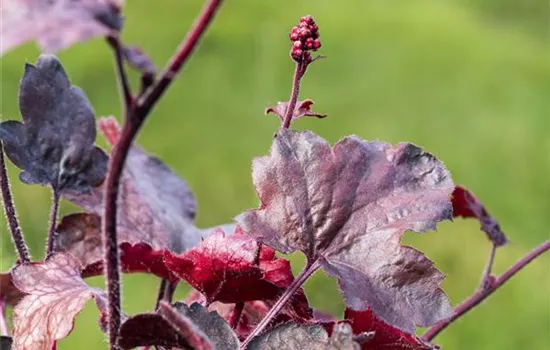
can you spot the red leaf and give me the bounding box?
[11,254,108,350]
[452,186,508,247]
[164,228,310,310]
[344,308,433,350]
[265,99,327,122]
[237,129,454,332]
[1,0,124,55]
[63,117,201,253]
[53,213,178,281]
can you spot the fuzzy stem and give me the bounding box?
[107,36,134,108]
[0,300,8,336]
[423,239,550,341]
[229,302,245,330]
[0,143,30,263]
[45,189,60,258]
[241,259,320,348]
[154,279,178,310]
[480,243,497,289]
[281,60,305,129]
[137,0,225,117]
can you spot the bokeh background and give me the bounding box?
[1,0,549,348]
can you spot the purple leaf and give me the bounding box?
[452,186,508,247]
[122,45,156,75]
[0,55,108,194]
[265,99,326,122]
[236,129,454,332]
[246,323,335,350]
[11,254,109,350]
[1,0,123,55]
[63,117,201,253]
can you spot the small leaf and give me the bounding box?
[122,45,156,75]
[344,308,433,350]
[118,302,239,350]
[164,228,306,304]
[11,254,108,350]
[0,336,13,350]
[452,186,508,247]
[246,323,334,350]
[0,55,108,194]
[236,129,454,332]
[63,117,201,253]
[53,213,178,281]
[265,99,326,122]
[1,0,123,55]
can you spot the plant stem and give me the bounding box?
[107,36,134,108]
[138,0,225,117]
[103,2,224,348]
[241,259,320,348]
[154,279,178,310]
[480,243,497,289]
[423,239,550,341]
[45,189,60,258]
[281,60,305,129]
[0,143,30,263]
[0,300,8,336]
[229,302,245,330]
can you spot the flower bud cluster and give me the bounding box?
[289,15,321,62]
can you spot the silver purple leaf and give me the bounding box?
[0,55,108,194]
[246,323,335,350]
[236,129,454,332]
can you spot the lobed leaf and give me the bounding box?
[237,129,454,332]
[246,323,343,350]
[63,117,201,253]
[1,0,123,55]
[265,99,326,122]
[11,254,108,350]
[452,186,508,247]
[0,55,108,194]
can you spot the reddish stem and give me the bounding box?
[138,0,224,117]
[103,1,224,348]
[281,60,305,129]
[229,302,245,330]
[241,259,320,348]
[107,36,134,108]
[480,243,497,289]
[45,189,60,258]
[423,239,550,341]
[0,143,30,263]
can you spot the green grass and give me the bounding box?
[1,0,549,349]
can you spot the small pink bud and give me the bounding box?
[293,40,302,49]
[290,32,299,41]
[313,39,321,49]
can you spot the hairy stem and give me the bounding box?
[241,260,320,348]
[423,239,550,341]
[480,243,497,289]
[45,189,60,258]
[229,302,245,330]
[107,36,134,108]
[281,60,305,129]
[138,0,225,117]
[103,2,224,347]
[154,279,178,310]
[0,143,30,263]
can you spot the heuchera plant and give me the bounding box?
[0,1,548,349]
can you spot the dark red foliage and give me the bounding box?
[452,186,508,247]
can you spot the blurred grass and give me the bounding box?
[1,0,549,349]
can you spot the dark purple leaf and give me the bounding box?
[0,55,108,194]
[118,302,239,350]
[236,129,454,332]
[1,0,123,55]
[53,213,179,281]
[11,254,108,350]
[265,99,326,122]
[63,117,201,253]
[452,186,508,247]
[0,272,25,306]
[122,45,156,75]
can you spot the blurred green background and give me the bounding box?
[1,0,549,349]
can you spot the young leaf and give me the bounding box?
[63,117,201,253]
[1,0,124,55]
[246,323,336,350]
[164,227,311,308]
[0,55,108,194]
[452,186,508,247]
[344,308,433,350]
[265,99,326,122]
[11,254,109,350]
[53,213,178,281]
[236,129,454,332]
[118,302,239,350]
